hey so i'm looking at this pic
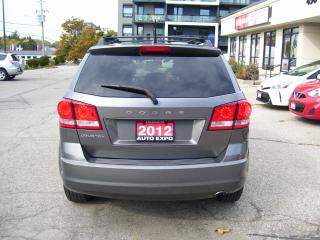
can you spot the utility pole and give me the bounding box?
[2,0,6,53]
[36,0,47,56]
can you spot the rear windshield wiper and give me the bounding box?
[101,84,158,105]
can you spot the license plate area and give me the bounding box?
[257,91,262,98]
[290,102,296,110]
[136,121,174,142]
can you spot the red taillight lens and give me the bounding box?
[9,60,17,64]
[208,101,251,131]
[57,100,75,128]
[208,103,237,130]
[73,102,102,130]
[57,99,102,130]
[139,46,172,56]
[234,101,252,129]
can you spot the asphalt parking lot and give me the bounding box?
[0,65,319,240]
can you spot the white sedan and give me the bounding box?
[256,60,320,106]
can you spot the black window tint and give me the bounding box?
[308,70,320,80]
[11,54,19,61]
[75,55,235,98]
[0,54,6,60]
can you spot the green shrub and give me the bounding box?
[228,57,238,73]
[24,64,30,70]
[245,64,259,80]
[26,58,39,68]
[39,56,50,66]
[228,58,259,80]
[235,64,246,79]
[48,59,55,67]
[53,55,65,65]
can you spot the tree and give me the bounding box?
[61,17,85,39]
[68,26,103,62]
[104,29,117,37]
[20,37,37,50]
[56,18,106,62]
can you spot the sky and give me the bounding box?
[2,0,118,42]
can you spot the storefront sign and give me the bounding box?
[235,7,270,30]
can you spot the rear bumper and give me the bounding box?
[60,156,249,201]
[6,66,23,76]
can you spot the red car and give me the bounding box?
[289,79,320,120]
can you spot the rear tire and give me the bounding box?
[218,188,243,202]
[0,69,8,81]
[63,186,90,203]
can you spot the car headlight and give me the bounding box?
[272,82,292,89]
[308,88,320,97]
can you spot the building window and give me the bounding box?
[123,5,133,17]
[173,6,183,16]
[238,35,246,64]
[137,25,144,36]
[281,27,299,72]
[172,26,183,35]
[122,25,133,36]
[230,37,236,57]
[200,8,210,16]
[137,5,144,15]
[156,27,164,36]
[263,31,276,69]
[154,5,164,15]
[219,10,229,18]
[250,33,260,65]
[199,27,209,37]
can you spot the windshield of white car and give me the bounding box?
[285,61,320,76]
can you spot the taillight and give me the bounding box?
[234,101,252,129]
[57,99,75,128]
[57,99,102,130]
[139,46,172,56]
[208,101,252,131]
[9,60,17,65]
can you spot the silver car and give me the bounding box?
[0,53,24,80]
[58,36,252,203]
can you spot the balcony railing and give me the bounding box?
[220,0,250,5]
[167,15,217,23]
[134,14,166,23]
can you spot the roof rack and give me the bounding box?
[97,35,213,47]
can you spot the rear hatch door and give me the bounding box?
[70,45,241,160]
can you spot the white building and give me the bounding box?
[221,0,320,73]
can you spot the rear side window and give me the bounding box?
[0,54,6,61]
[11,54,19,61]
[75,54,235,98]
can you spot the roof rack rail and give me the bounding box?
[97,35,213,47]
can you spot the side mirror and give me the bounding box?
[317,74,320,80]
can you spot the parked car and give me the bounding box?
[0,53,24,80]
[289,74,320,120]
[57,36,252,203]
[256,60,320,106]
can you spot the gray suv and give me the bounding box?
[58,36,251,203]
[0,53,24,80]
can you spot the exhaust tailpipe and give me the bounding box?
[215,191,225,200]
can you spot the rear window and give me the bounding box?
[11,54,19,61]
[75,54,235,98]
